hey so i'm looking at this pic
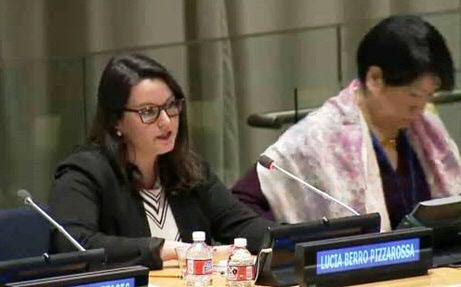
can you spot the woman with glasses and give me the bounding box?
[49,54,274,269]
[233,15,461,230]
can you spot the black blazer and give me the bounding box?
[49,145,274,269]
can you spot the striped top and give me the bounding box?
[139,182,180,241]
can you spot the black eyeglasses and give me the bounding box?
[123,97,184,124]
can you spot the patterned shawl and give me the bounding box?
[257,80,461,230]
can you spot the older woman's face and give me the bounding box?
[368,74,440,129]
[116,78,180,159]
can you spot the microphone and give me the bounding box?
[17,189,86,252]
[258,155,360,216]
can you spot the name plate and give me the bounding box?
[75,277,135,287]
[5,266,149,287]
[317,238,420,274]
[295,227,432,287]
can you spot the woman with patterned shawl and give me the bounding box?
[232,15,461,231]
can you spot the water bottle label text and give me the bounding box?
[227,265,254,281]
[187,259,213,275]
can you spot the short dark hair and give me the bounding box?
[357,15,454,90]
[88,53,203,192]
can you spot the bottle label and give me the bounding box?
[227,265,255,281]
[187,259,213,275]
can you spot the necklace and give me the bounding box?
[380,138,397,149]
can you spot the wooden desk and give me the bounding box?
[352,268,461,287]
[149,261,461,287]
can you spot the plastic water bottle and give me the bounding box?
[227,238,255,287]
[186,231,213,286]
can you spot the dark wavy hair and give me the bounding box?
[357,15,454,90]
[88,53,203,192]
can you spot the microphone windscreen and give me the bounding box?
[259,155,275,170]
[17,189,32,201]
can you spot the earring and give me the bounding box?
[116,130,122,137]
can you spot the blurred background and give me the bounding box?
[0,0,460,208]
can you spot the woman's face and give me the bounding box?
[365,73,440,129]
[116,78,180,160]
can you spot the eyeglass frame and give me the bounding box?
[123,97,184,124]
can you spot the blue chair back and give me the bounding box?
[0,207,50,261]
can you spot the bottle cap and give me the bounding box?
[234,238,247,247]
[192,231,206,241]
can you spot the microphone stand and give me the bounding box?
[259,156,360,216]
[271,162,360,215]
[21,195,86,252]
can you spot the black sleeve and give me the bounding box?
[231,165,275,221]
[48,167,165,269]
[197,166,277,254]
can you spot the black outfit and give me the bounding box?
[371,131,431,229]
[49,144,275,269]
